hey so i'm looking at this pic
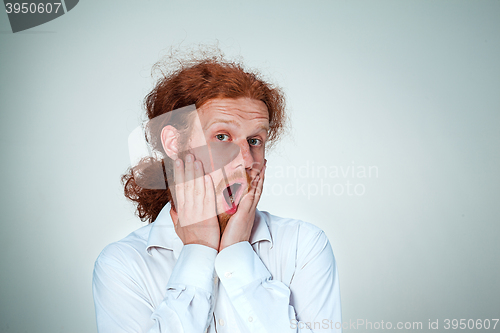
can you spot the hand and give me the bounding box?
[219,162,266,251]
[170,154,220,251]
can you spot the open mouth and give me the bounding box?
[222,182,243,214]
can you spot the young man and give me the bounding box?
[93,55,342,332]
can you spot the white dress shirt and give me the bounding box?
[93,203,342,332]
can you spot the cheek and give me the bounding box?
[208,169,224,191]
[251,149,265,168]
[190,145,215,173]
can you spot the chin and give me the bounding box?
[217,212,232,235]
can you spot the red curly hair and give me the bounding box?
[122,53,287,223]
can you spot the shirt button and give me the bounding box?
[219,318,225,326]
[224,272,232,278]
[248,316,253,322]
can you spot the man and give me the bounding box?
[93,54,342,332]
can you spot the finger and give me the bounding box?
[174,158,185,209]
[259,164,266,182]
[204,174,216,217]
[247,164,264,191]
[252,169,265,211]
[239,175,259,214]
[193,160,205,214]
[184,154,195,206]
[248,165,260,182]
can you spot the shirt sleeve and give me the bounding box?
[93,244,217,333]
[214,231,341,332]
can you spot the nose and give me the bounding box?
[233,141,257,171]
[241,142,255,170]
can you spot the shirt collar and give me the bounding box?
[146,202,183,258]
[250,209,273,248]
[146,203,273,256]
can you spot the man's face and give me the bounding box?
[186,97,268,228]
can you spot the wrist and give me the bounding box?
[185,240,219,252]
[219,238,249,252]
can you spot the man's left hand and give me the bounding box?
[219,164,266,251]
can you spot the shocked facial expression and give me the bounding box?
[187,97,268,224]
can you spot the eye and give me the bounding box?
[248,138,262,146]
[216,134,230,141]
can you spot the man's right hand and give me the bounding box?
[170,153,220,251]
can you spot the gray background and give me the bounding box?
[1,0,499,332]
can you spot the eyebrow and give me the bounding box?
[206,118,269,132]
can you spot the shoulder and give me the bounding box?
[258,210,334,263]
[256,210,337,288]
[259,210,329,243]
[94,223,152,273]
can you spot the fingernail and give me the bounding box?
[175,159,181,167]
[186,155,192,162]
[194,161,199,170]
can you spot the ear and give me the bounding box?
[161,125,179,160]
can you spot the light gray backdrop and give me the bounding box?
[1,1,499,332]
